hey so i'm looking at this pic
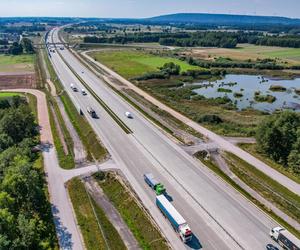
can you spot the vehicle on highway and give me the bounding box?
[156,194,192,243]
[144,173,166,195]
[87,106,97,118]
[81,89,87,95]
[70,84,78,92]
[60,47,64,50]
[125,111,133,119]
[266,244,279,250]
[270,227,300,250]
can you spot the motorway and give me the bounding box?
[48,27,281,250]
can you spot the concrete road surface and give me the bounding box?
[46,28,286,250]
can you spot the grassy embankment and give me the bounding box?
[95,172,169,250]
[91,49,266,136]
[44,49,107,163]
[194,153,300,240]
[67,178,126,250]
[224,152,300,228]
[239,143,300,184]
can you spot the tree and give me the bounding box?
[0,105,37,144]
[288,129,300,173]
[160,62,181,75]
[21,38,34,54]
[8,42,23,55]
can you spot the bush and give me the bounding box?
[198,114,223,124]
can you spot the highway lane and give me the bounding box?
[49,28,280,249]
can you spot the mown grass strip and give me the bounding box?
[48,99,74,169]
[67,178,126,250]
[44,48,107,162]
[194,153,300,240]
[57,50,132,134]
[95,172,169,250]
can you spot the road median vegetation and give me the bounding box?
[67,178,126,250]
[95,172,169,250]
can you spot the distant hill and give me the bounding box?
[147,13,300,26]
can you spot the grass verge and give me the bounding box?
[194,153,300,240]
[95,172,169,250]
[224,152,300,223]
[67,178,126,250]
[48,98,74,169]
[239,143,300,184]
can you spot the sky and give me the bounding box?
[0,0,300,19]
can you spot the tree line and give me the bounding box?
[0,96,57,249]
[7,38,34,55]
[84,31,300,48]
[184,56,299,71]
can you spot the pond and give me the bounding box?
[192,74,300,112]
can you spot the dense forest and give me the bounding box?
[256,112,300,174]
[0,96,57,249]
[83,31,300,48]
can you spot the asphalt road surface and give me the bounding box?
[48,28,283,250]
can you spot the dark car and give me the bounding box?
[266,244,279,250]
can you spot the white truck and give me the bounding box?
[156,194,192,243]
[270,227,300,250]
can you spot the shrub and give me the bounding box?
[198,114,223,124]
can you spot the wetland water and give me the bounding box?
[192,74,300,112]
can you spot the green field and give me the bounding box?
[0,92,22,97]
[0,54,35,72]
[90,50,199,79]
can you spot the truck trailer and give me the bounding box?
[156,195,192,243]
[144,173,166,195]
[270,227,300,250]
